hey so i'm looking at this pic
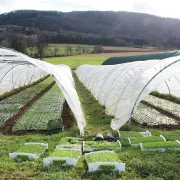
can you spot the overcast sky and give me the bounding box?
[0,0,180,19]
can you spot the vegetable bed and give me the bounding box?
[128,135,166,146]
[85,151,125,172]
[83,140,121,152]
[9,142,48,161]
[133,103,178,125]
[56,137,82,151]
[143,95,180,118]
[140,140,180,152]
[12,84,64,131]
[58,137,82,145]
[43,150,81,167]
[0,77,54,127]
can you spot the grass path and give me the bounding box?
[73,72,114,136]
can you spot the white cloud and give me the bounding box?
[132,1,158,15]
[0,0,180,19]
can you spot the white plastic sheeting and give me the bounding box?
[156,73,180,97]
[0,47,86,135]
[0,62,47,95]
[76,57,180,130]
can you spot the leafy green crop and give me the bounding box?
[86,152,121,163]
[133,103,178,125]
[143,95,180,118]
[12,84,64,131]
[120,131,142,138]
[0,76,54,128]
[142,141,180,149]
[52,160,66,166]
[16,154,30,161]
[58,137,82,145]
[130,136,164,144]
[85,141,120,151]
[99,164,115,171]
[15,144,46,154]
[49,150,81,158]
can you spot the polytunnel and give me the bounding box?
[0,47,86,135]
[102,50,180,65]
[76,56,180,130]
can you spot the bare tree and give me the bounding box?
[11,40,27,53]
[65,46,73,56]
[29,47,34,57]
[75,46,82,55]
[36,36,48,60]
[93,45,104,53]
[69,46,73,56]
[54,47,59,56]
[82,47,86,54]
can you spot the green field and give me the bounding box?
[44,44,161,68]
[45,55,109,67]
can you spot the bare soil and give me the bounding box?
[61,101,75,130]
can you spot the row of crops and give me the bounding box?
[133,95,180,126]
[143,95,180,118]
[12,84,65,131]
[0,77,54,127]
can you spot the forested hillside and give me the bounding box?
[0,10,180,48]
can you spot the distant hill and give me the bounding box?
[0,10,180,48]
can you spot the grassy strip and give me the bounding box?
[142,141,180,149]
[49,150,80,158]
[130,136,164,144]
[73,72,114,136]
[0,75,49,101]
[15,144,46,154]
[86,152,120,163]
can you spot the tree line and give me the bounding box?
[10,35,105,59]
[1,10,180,48]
